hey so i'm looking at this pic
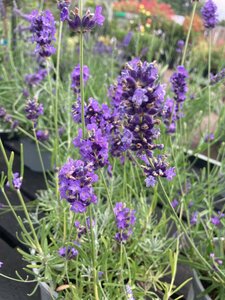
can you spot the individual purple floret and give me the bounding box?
[125,285,135,300]
[57,0,71,21]
[211,212,224,226]
[25,98,44,124]
[0,106,6,118]
[73,124,109,170]
[201,0,218,30]
[29,10,56,57]
[58,159,98,213]
[204,132,214,143]
[58,246,78,259]
[24,68,47,87]
[71,64,90,94]
[36,129,49,142]
[0,262,3,268]
[176,40,185,53]
[171,199,179,209]
[190,211,198,225]
[210,68,225,85]
[6,172,22,190]
[67,6,105,33]
[143,155,176,187]
[114,202,136,242]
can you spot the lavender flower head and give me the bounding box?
[0,106,6,118]
[114,202,136,242]
[176,40,185,53]
[36,129,49,142]
[170,65,188,103]
[125,285,135,300]
[58,246,78,259]
[73,124,109,170]
[71,64,90,94]
[25,98,44,123]
[58,159,98,213]
[57,0,71,22]
[201,0,218,30]
[24,68,47,87]
[67,6,105,33]
[6,172,22,190]
[29,10,56,57]
[109,59,166,157]
[210,68,225,85]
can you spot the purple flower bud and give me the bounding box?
[204,132,214,143]
[36,129,49,142]
[6,172,22,190]
[58,246,78,259]
[171,199,179,209]
[0,262,3,268]
[0,106,6,118]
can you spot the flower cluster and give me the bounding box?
[210,68,225,85]
[36,129,49,142]
[142,155,176,187]
[73,124,109,170]
[24,68,47,87]
[113,202,136,242]
[58,159,98,213]
[6,173,22,190]
[57,0,71,22]
[0,107,19,129]
[176,40,184,53]
[29,10,56,57]
[71,64,90,94]
[109,59,165,157]
[201,0,218,30]
[25,98,44,124]
[67,6,105,32]
[58,246,78,259]
[163,65,188,133]
[125,285,135,300]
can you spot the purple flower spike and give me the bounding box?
[0,107,6,118]
[71,64,90,94]
[58,159,98,213]
[57,0,71,21]
[68,6,105,33]
[58,246,78,260]
[201,0,218,30]
[24,68,47,87]
[36,129,49,142]
[125,285,135,300]
[114,202,136,242]
[25,98,44,124]
[176,40,185,53]
[29,10,56,57]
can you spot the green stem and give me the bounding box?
[32,124,49,190]
[54,21,63,165]
[181,1,198,65]
[88,206,99,300]
[207,30,212,205]
[17,190,42,254]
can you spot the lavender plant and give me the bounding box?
[1,0,225,299]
